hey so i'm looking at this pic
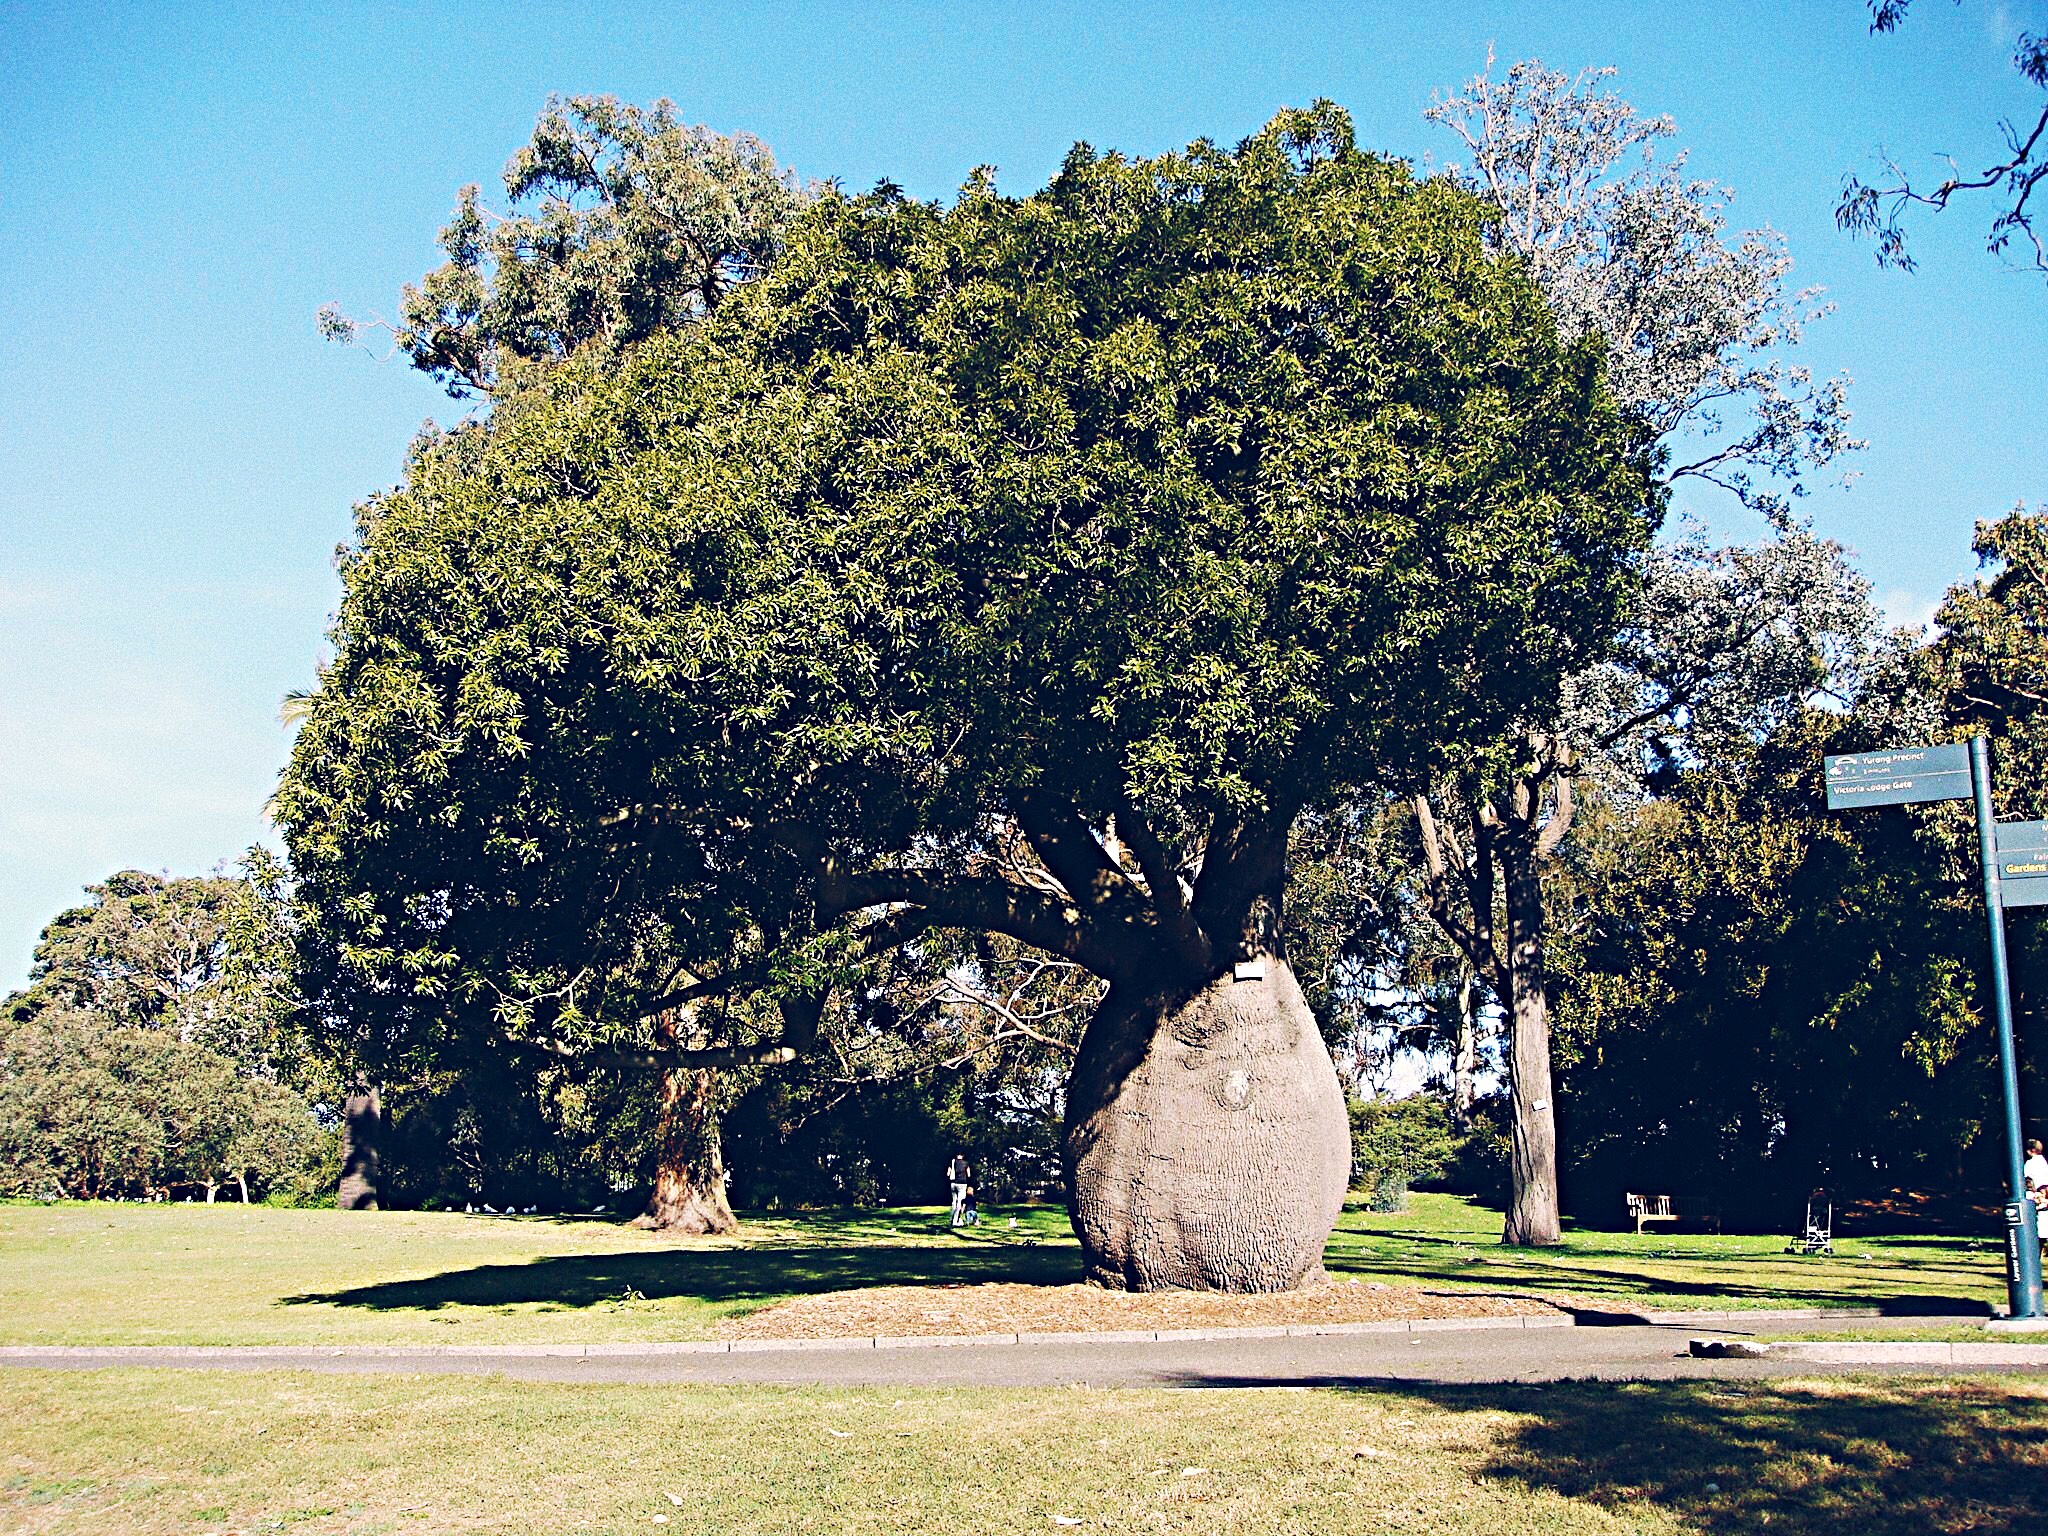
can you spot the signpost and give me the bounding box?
[1824,736,2044,1321]
[1996,820,2048,909]
[1823,742,1972,810]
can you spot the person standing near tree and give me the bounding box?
[2026,1138,2048,1214]
[947,1151,973,1228]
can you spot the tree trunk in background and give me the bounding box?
[1500,849,1561,1246]
[1063,959,1350,1291]
[236,1172,250,1204]
[1452,963,1481,1130]
[336,1083,382,1211]
[633,1066,738,1235]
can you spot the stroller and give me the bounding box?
[1785,1189,1833,1256]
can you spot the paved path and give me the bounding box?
[5,1316,2042,1388]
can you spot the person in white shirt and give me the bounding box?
[2026,1137,2048,1214]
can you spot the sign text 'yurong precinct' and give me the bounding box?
[1823,742,1972,810]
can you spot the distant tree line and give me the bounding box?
[0,866,333,1203]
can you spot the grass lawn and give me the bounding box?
[0,1194,2006,1348]
[3,1368,2046,1535]
[1328,1197,2007,1316]
[0,1202,1076,1347]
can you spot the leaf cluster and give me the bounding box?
[278,103,1657,1080]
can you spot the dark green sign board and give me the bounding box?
[1823,742,1972,809]
[1996,820,2048,908]
[1824,735,2045,1318]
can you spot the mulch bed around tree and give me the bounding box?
[718,1278,1564,1340]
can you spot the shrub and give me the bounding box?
[1349,1095,1459,1207]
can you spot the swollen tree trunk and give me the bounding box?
[337,1083,382,1211]
[633,1066,737,1235]
[1499,845,1561,1246]
[1064,959,1350,1291]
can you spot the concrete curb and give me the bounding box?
[0,1306,1936,1363]
[1691,1337,2048,1366]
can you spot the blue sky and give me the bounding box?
[1,0,2043,988]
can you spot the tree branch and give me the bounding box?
[1014,793,1144,916]
[1110,793,1210,970]
[1413,795,1502,992]
[517,1035,803,1070]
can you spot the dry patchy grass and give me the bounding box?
[2,1369,2044,1535]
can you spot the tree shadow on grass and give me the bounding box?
[282,1233,1084,1314]
[1198,1374,2048,1535]
[1324,1242,1992,1316]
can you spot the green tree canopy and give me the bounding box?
[279,104,1658,1287]
[320,95,811,400]
[7,866,302,1079]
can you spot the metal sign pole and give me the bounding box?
[1971,734,2044,1319]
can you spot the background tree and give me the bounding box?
[320,94,812,401]
[0,1005,331,1202]
[1530,503,2048,1225]
[1924,504,2048,811]
[225,1078,336,1204]
[1,869,333,1203]
[13,871,241,1050]
[8,862,317,1084]
[277,104,1656,1291]
[1839,1,2048,276]
[315,96,812,1226]
[1413,59,1864,1243]
[1428,56,1857,519]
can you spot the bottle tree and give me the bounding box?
[277,105,1657,1290]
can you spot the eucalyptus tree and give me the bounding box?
[9,866,304,1080]
[1840,0,2048,277]
[1923,504,2048,816]
[1426,57,1857,517]
[278,105,1656,1290]
[1412,60,1866,1243]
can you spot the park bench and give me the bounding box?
[1626,1192,1719,1235]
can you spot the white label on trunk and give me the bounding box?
[1232,959,1267,982]
[1532,1098,1548,1112]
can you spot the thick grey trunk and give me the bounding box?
[632,1067,737,1236]
[337,1084,382,1211]
[1500,852,1560,1246]
[1063,959,1350,1292]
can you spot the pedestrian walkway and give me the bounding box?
[4,1312,2041,1388]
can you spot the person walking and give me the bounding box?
[947,1150,973,1227]
[2026,1137,2048,1215]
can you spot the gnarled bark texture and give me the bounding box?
[633,1066,737,1235]
[1064,960,1349,1292]
[336,1084,382,1211]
